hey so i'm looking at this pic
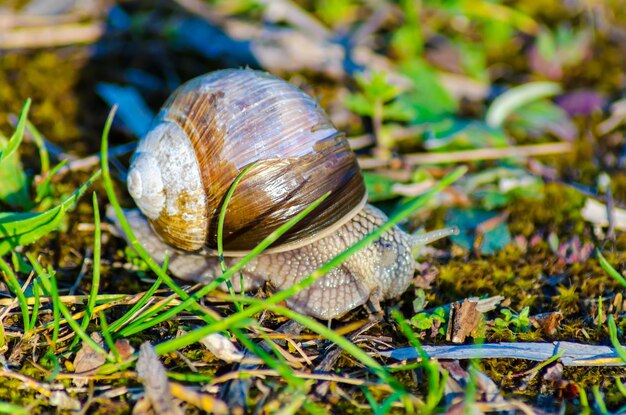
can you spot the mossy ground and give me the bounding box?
[2,0,626,413]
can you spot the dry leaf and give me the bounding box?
[49,390,81,411]
[115,338,135,360]
[136,342,183,415]
[200,333,244,363]
[441,361,505,409]
[73,332,106,387]
[530,312,563,336]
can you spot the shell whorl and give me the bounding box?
[127,153,164,219]
[130,69,367,253]
[128,122,208,251]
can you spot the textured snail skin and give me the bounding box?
[121,204,417,320]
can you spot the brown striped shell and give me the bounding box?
[127,69,367,254]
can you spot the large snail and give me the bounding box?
[122,69,454,320]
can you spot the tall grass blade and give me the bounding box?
[28,254,110,360]
[0,257,30,332]
[597,250,626,288]
[154,166,465,366]
[0,170,101,256]
[0,98,31,162]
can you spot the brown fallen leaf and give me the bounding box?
[441,361,506,410]
[530,312,563,336]
[542,362,579,399]
[446,300,483,343]
[114,338,135,360]
[73,332,106,387]
[136,342,183,415]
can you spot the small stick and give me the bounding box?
[404,142,573,164]
[358,142,573,169]
[0,22,103,49]
[56,142,137,175]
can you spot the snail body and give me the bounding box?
[124,69,451,320]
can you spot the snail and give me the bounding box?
[121,69,455,320]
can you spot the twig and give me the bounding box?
[378,341,626,367]
[358,142,573,169]
[404,142,573,165]
[351,3,394,46]
[171,0,228,24]
[0,8,99,30]
[210,368,395,390]
[56,142,137,175]
[0,22,103,49]
[259,0,332,39]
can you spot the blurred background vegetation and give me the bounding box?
[2,0,626,413]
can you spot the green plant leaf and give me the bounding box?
[446,208,511,254]
[363,172,398,202]
[486,82,562,128]
[0,170,101,255]
[424,119,509,151]
[398,59,457,123]
[0,99,31,163]
[0,135,30,209]
[411,313,435,330]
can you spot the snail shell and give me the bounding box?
[127,69,367,253]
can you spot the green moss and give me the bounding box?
[0,51,83,148]
[508,183,587,237]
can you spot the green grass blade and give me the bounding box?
[0,170,101,256]
[119,190,331,337]
[28,278,41,332]
[597,250,626,288]
[85,192,102,325]
[107,275,163,333]
[0,257,30,332]
[71,193,102,349]
[592,385,608,414]
[217,162,258,311]
[35,159,68,203]
[0,402,28,415]
[217,162,258,265]
[486,82,561,128]
[608,315,626,363]
[25,119,50,174]
[0,98,31,163]
[154,167,466,355]
[117,293,180,336]
[26,120,50,175]
[46,268,60,347]
[99,312,120,362]
[28,254,110,360]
